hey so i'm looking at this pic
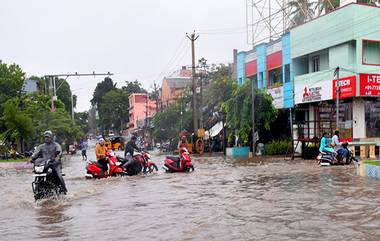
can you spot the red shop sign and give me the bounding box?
[332,75,356,99]
[360,73,380,96]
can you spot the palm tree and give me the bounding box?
[288,0,316,27]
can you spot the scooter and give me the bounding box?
[32,151,66,200]
[85,152,125,178]
[317,142,358,166]
[163,147,194,172]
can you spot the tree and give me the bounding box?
[55,78,76,113]
[0,63,25,114]
[97,89,127,133]
[288,0,315,27]
[2,100,33,152]
[150,81,160,113]
[91,77,116,106]
[222,81,278,146]
[152,105,192,144]
[75,111,89,135]
[122,80,147,94]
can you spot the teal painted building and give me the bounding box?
[235,3,380,141]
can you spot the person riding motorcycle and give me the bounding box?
[331,130,349,163]
[123,136,142,175]
[96,138,109,175]
[30,130,68,194]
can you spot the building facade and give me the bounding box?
[235,3,380,141]
[128,93,157,134]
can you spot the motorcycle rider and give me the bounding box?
[96,138,109,175]
[124,136,142,175]
[331,130,349,163]
[31,130,67,194]
[176,136,189,168]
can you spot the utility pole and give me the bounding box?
[198,58,208,129]
[334,67,340,130]
[186,31,199,135]
[252,78,255,156]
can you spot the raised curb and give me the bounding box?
[358,162,380,179]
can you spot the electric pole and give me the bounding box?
[186,31,199,135]
[335,67,340,130]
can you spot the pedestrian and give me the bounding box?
[81,138,88,161]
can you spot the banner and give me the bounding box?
[294,78,332,104]
[267,86,284,109]
[360,73,380,96]
[332,75,356,99]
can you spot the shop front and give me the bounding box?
[294,75,356,141]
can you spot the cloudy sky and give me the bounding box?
[0,0,251,111]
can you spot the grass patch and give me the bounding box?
[363,161,380,166]
[0,158,28,163]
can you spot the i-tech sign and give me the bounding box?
[360,73,380,96]
[333,76,356,99]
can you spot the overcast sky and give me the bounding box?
[0,0,251,111]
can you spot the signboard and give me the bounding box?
[360,73,380,96]
[295,77,332,104]
[267,86,284,109]
[332,75,356,99]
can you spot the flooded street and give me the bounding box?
[1,149,380,241]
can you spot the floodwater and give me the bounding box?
[1,149,380,241]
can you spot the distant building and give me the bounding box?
[160,66,192,109]
[128,93,157,134]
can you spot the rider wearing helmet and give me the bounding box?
[31,130,68,194]
[95,138,108,175]
[124,136,142,175]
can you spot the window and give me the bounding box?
[250,75,258,88]
[284,64,290,83]
[363,40,380,65]
[268,67,283,87]
[365,101,380,137]
[312,55,320,72]
[238,77,243,85]
[259,72,264,87]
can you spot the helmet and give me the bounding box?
[43,130,53,138]
[181,136,187,141]
[99,138,105,143]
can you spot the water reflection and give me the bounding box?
[35,200,71,239]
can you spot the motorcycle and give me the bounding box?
[163,147,194,172]
[85,151,125,179]
[32,151,66,200]
[117,150,158,175]
[317,142,358,166]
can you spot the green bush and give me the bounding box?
[265,140,292,155]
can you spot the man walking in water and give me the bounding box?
[81,138,88,161]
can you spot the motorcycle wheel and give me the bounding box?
[185,166,195,172]
[148,164,158,173]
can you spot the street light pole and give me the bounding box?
[335,67,340,130]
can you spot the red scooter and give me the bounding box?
[85,152,125,179]
[163,147,194,172]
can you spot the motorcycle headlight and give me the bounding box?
[34,165,45,173]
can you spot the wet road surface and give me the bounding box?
[1,149,380,241]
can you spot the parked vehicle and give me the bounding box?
[32,151,66,200]
[163,147,194,172]
[317,142,358,166]
[85,152,125,179]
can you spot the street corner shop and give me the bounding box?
[294,73,380,142]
